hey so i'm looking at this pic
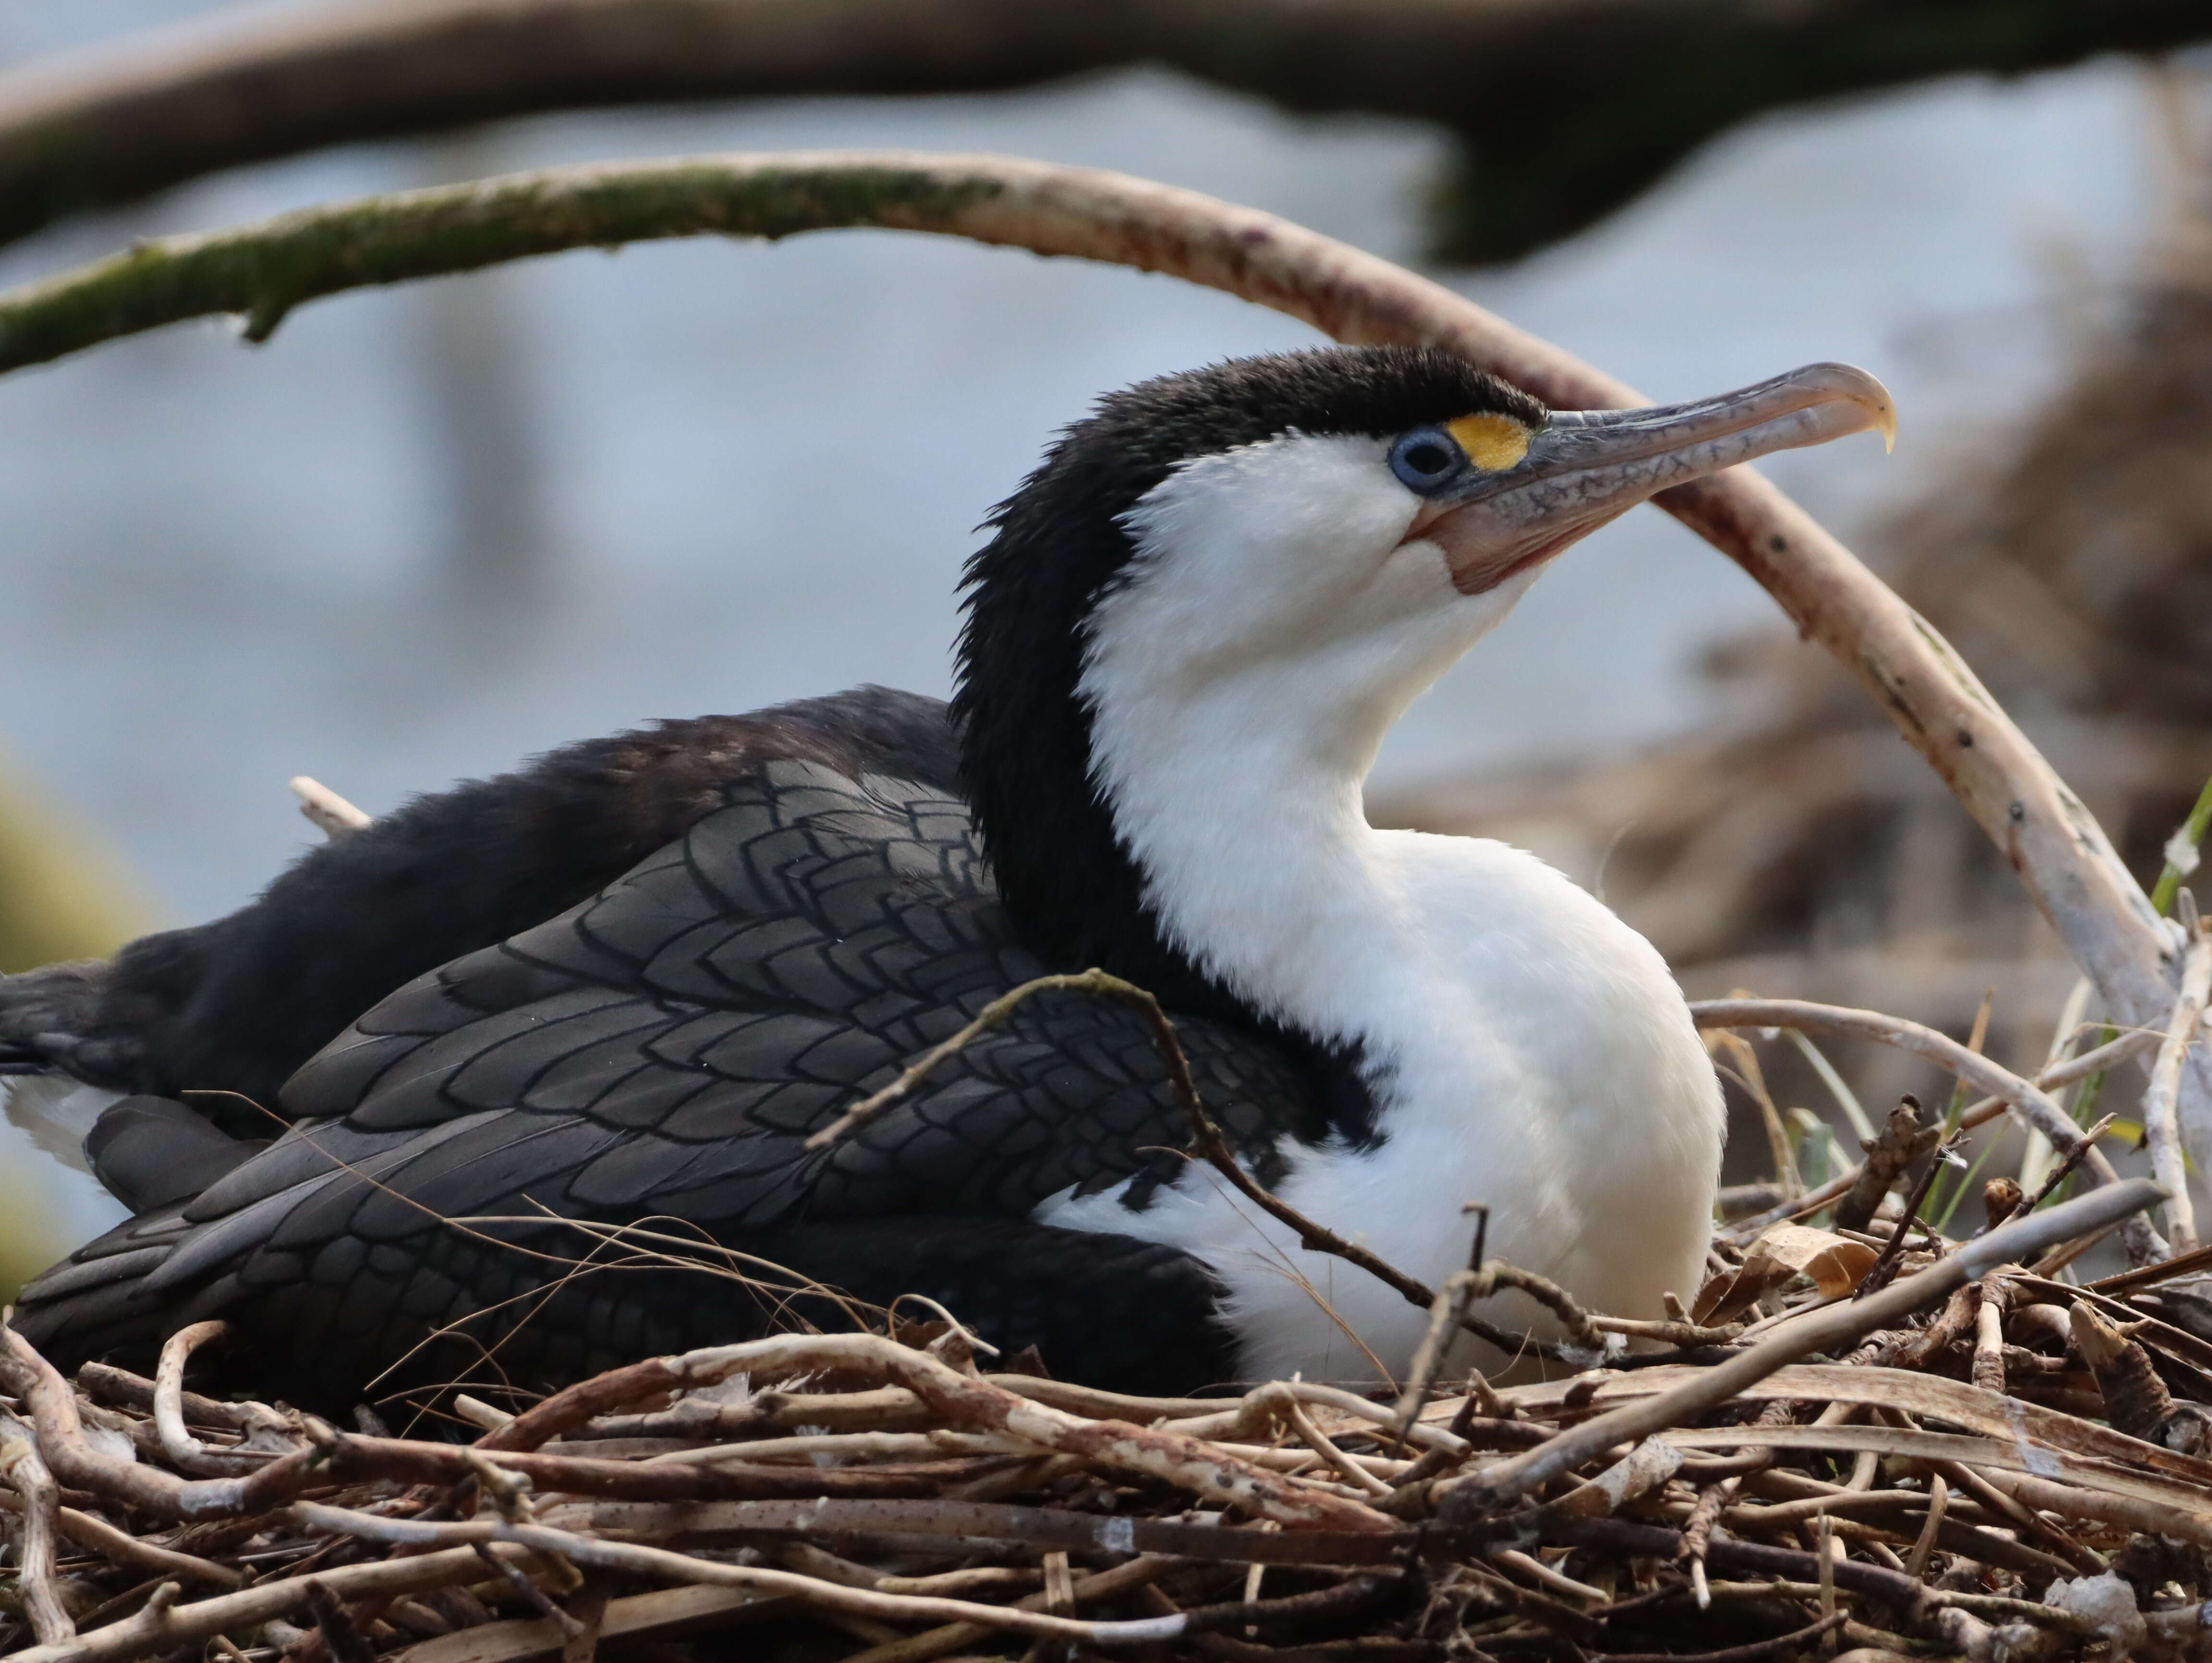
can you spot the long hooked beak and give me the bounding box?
[1417,362,1896,595]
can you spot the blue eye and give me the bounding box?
[1389,427,1464,493]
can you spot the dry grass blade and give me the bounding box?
[2140,915,2211,1253]
[1498,1360,2212,1488]
[392,1586,776,1663]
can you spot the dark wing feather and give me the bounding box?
[0,687,962,1113]
[16,752,1313,1402]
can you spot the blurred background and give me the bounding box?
[3,0,2210,1290]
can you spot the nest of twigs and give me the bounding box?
[3,1152,2211,1663]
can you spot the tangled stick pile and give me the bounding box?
[0,1146,2203,1663]
[3,913,2210,1663]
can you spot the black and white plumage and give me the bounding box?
[2,346,1893,1407]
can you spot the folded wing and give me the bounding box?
[16,755,1312,1402]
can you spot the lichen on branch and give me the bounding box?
[0,155,1008,372]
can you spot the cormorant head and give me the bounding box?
[955,345,1892,978]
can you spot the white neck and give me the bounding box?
[1077,432,1530,1041]
[1080,661,1423,1043]
[1052,432,1723,1377]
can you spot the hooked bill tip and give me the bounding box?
[1794,361,1896,453]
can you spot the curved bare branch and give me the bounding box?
[0,149,2193,1128]
[0,0,2206,262]
[1691,997,2110,1175]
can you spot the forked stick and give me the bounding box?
[1691,998,2132,1202]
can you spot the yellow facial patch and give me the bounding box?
[1445,413,1532,472]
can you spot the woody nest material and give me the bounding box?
[3,959,2212,1663]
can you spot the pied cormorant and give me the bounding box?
[0,347,1891,1405]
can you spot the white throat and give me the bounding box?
[1077,432,1530,1037]
[1050,432,1723,1382]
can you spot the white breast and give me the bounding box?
[1036,829,1722,1382]
[1035,429,1724,1382]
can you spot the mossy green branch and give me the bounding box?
[0,156,1014,374]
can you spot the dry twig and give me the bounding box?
[2140,903,2211,1253]
[0,1408,74,1645]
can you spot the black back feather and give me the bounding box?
[5,689,956,1124]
